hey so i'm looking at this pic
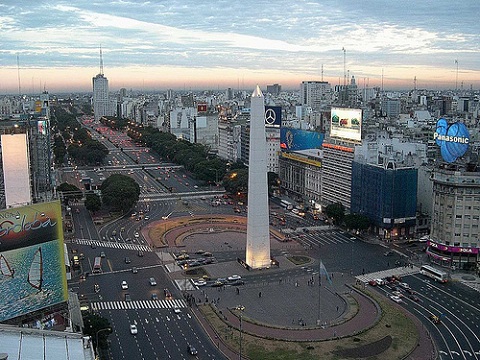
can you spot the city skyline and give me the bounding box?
[1,0,479,94]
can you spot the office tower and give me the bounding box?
[245,86,271,269]
[92,49,110,121]
[300,81,331,111]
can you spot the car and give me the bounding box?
[430,315,441,324]
[164,288,172,299]
[230,280,245,286]
[384,251,394,256]
[228,275,242,281]
[174,308,181,314]
[392,291,404,298]
[368,280,377,286]
[399,282,410,290]
[137,250,144,257]
[130,324,137,334]
[390,295,403,303]
[176,254,189,260]
[374,279,385,286]
[408,295,420,302]
[124,257,131,264]
[193,279,207,286]
[91,243,97,249]
[203,251,213,257]
[100,251,106,258]
[134,232,140,238]
[125,293,131,301]
[132,267,138,274]
[211,281,224,287]
[151,293,158,300]
[195,250,205,255]
[149,277,157,286]
[187,344,198,355]
[121,281,128,290]
[144,215,150,220]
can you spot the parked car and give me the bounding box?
[149,277,157,286]
[121,281,128,290]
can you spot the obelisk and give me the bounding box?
[245,86,271,269]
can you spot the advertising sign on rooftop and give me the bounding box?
[280,128,324,151]
[434,118,470,163]
[330,107,362,141]
[0,201,68,322]
[264,106,281,128]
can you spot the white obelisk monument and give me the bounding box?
[245,86,271,269]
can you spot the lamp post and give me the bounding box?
[183,263,189,295]
[236,305,245,359]
[208,168,219,186]
[95,327,111,360]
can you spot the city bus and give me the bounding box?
[93,257,102,273]
[420,265,448,283]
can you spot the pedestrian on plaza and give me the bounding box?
[258,292,262,298]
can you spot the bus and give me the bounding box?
[280,200,294,210]
[93,257,102,273]
[420,265,448,283]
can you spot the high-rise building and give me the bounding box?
[245,86,271,269]
[92,49,112,121]
[300,81,331,111]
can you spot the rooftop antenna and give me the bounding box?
[454,59,458,91]
[414,76,417,91]
[342,48,346,88]
[321,64,324,82]
[17,53,21,95]
[99,46,104,76]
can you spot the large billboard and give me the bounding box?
[264,106,281,128]
[330,107,362,141]
[1,134,32,208]
[434,119,470,163]
[0,201,68,322]
[280,128,324,151]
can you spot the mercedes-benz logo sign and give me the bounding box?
[265,108,276,125]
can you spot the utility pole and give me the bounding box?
[455,59,458,91]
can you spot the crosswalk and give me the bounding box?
[91,299,187,311]
[72,239,152,252]
[355,266,420,283]
[288,229,356,248]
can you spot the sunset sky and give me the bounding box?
[1,0,479,93]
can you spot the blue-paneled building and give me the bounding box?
[351,162,417,239]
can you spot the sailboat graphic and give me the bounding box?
[27,247,43,291]
[0,254,15,277]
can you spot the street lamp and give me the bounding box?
[236,305,245,359]
[208,168,219,185]
[183,263,189,295]
[95,327,111,360]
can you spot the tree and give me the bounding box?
[83,311,111,358]
[223,168,248,195]
[85,193,101,213]
[325,202,345,225]
[100,174,140,213]
[344,213,371,232]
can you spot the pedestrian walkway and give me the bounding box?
[73,239,152,252]
[355,265,420,283]
[91,298,186,311]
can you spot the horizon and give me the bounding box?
[1,1,479,94]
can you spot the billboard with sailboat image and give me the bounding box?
[0,201,68,322]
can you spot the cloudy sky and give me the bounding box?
[1,0,479,93]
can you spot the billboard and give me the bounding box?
[0,201,68,322]
[264,106,281,128]
[1,134,32,208]
[330,107,362,141]
[434,119,470,163]
[280,128,324,151]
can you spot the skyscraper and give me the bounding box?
[245,86,271,269]
[92,48,111,121]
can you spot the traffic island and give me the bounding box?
[197,286,421,360]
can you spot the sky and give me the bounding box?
[1,0,479,93]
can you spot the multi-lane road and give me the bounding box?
[64,118,480,360]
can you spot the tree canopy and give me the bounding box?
[325,202,345,225]
[100,174,140,213]
[57,182,82,203]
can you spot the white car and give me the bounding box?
[193,279,207,286]
[121,281,129,290]
[374,278,385,286]
[134,232,140,238]
[130,324,138,334]
[149,277,157,286]
[228,275,242,281]
[174,308,181,314]
[390,295,403,303]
